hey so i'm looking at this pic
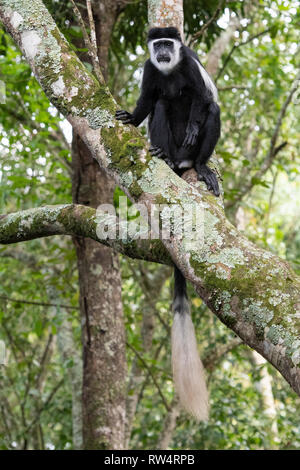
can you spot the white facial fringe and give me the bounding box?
[148,38,182,75]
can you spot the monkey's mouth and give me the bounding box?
[157,57,171,63]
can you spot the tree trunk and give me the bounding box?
[69,1,131,449]
[72,133,126,449]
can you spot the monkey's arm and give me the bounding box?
[182,57,214,148]
[116,91,156,126]
[182,95,211,148]
[116,60,157,127]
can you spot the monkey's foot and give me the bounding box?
[115,110,134,124]
[196,164,220,197]
[149,146,175,169]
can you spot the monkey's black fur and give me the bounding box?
[147,25,182,42]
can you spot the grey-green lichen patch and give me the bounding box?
[191,213,246,274]
[202,211,224,249]
[21,30,41,60]
[3,1,63,76]
[139,158,202,205]
[206,247,246,269]
[208,263,232,280]
[214,290,237,326]
[266,324,286,345]
[214,290,231,311]
[139,158,181,198]
[242,298,274,332]
[118,170,134,188]
[267,289,291,307]
[83,107,115,130]
[10,10,23,28]
[51,76,66,97]
[0,205,69,241]
[265,324,300,365]
[90,264,103,276]
[291,344,300,366]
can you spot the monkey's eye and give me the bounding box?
[165,41,172,47]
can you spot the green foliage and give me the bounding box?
[0,0,300,451]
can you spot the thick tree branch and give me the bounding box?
[0,204,171,265]
[1,0,300,397]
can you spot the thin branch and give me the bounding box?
[135,339,168,410]
[86,1,97,57]
[35,334,54,390]
[69,0,104,84]
[205,14,240,77]
[227,68,300,208]
[189,0,225,46]
[85,0,104,83]
[126,341,171,412]
[69,0,93,52]
[203,337,243,371]
[1,321,25,361]
[0,295,79,311]
[216,28,271,81]
[263,170,279,240]
[156,398,180,450]
[24,378,65,434]
[218,84,249,91]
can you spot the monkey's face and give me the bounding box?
[154,40,174,63]
[148,38,182,75]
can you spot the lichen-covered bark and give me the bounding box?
[148,0,184,37]
[0,204,171,265]
[1,0,300,397]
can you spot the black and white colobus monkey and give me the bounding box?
[116,26,220,420]
[116,26,220,196]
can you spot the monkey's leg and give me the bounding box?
[149,99,177,170]
[149,146,176,169]
[195,103,220,197]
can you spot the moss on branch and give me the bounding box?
[0,205,171,265]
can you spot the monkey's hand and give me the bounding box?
[182,122,199,148]
[196,164,220,197]
[149,146,175,170]
[115,110,134,124]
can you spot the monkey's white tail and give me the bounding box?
[172,268,209,421]
[172,310,209,420]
